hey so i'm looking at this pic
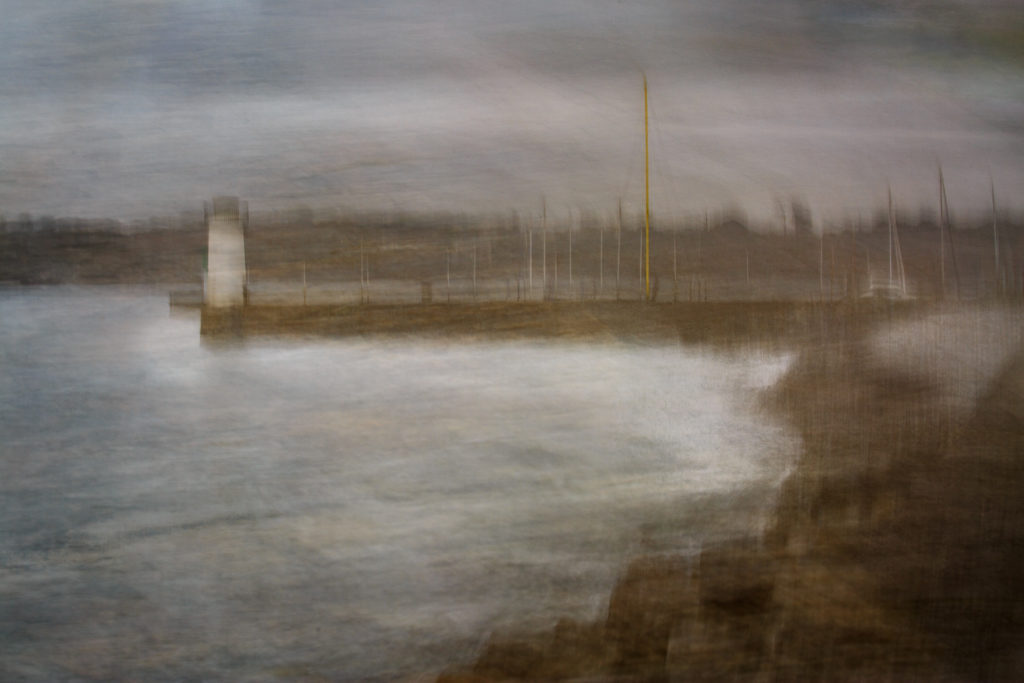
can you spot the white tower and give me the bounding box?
[205,196,247,307]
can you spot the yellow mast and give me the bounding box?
[643,75,651,300]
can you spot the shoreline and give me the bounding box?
[436,303,1024,681]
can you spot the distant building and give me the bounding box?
[205,196,247,307]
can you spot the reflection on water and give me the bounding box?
[0,287,797,681]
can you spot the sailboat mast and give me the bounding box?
[939,167,960,299]
[819,232,824,299]
[568,208,573,291]
[643,75,651,301]
[890,187,907,295]
[542,196,547,296]
[992,178,999,293]
[888,185,894,287]
[616,198,622,299]
[938,167,946,297]
[528,226,533,294]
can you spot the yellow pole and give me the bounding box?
[643,75,651,300]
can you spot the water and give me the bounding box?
[0,287,797,681]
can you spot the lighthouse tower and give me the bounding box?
[205,196,247,307]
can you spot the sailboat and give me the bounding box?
[863,185,911,299]
[938,166,960,299]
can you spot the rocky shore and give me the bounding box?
[437,304,1024,682]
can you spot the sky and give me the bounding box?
[1,0,1023,227]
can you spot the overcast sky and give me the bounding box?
[1,0,1023,226]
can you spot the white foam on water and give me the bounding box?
[0,287,799,680]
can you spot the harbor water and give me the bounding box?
[0,287,798,681]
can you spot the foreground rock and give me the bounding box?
[438,305,1024,682]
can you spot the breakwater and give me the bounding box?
[199,300,921,347]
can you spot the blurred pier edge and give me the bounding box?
[188,194,1018,341]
